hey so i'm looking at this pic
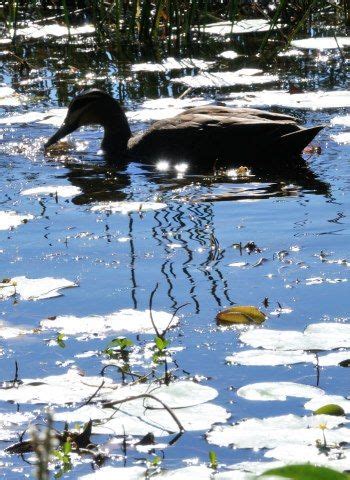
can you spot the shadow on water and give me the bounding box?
[63,155,330,206]
[60,154,330,313]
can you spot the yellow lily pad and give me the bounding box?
[216,306,266,325]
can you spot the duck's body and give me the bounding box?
[45,90,323,167]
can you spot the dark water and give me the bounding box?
[0,16,349,478]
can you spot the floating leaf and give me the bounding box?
[226,89,350,110]
[237,381,323,402]
[217,306,266,325]
[13,24,95,39]
[314,404,345,416]
[207,413,350,450]
[132,57,212,72]
[291,37,350,50]
[226,349,313,366]
[173,69,278,89]
[305,395,350,415]
[0,211,34,230]
[260,464,349,480]
[217,50,240,59]
[331,132,350,144]
[202,19,279,36]
[40,309,179,338]
[54,381,228,437]
[21,185,81,198]
[0,368,115,405]
[240,322,350,351]
[0,276,77,301]
[91,201,166,214]
[330,115,350,127]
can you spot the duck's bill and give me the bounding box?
[44,122,76,150]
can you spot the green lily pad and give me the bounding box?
[260,464,349,480]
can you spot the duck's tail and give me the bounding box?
[275,125,325,154]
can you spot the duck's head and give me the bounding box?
[45,89,131,155]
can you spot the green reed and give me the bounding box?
[3,0,348,45]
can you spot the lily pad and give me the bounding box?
[0,276,77,301]
[237,381,323,402]
[91,201,167,214]
[173,69,278,89]
[80,466,147,480]
[0,86,27,107]
[226,349,313,366]
[0,111,49,125]
[54,380,229,437]
[305,395,350,414]
[0,211,33,230]
[217,306,266,325]
[331,132,350,144]
[314,404,345,416]
[260,464,349,480]
[132,58,211,72]
[240,322,350,351]
[0,368,115,405]
[0,411,35,441]
[227,349,350,367]
[218,50,241,59]
[202,19,278,36]
[0,319,31,339]
[13,24,95,39]
[207,413,350,449]
[265,445,350,473]
[330,115,350,127]
[226,89,350,110]
[291,37,350,50]
[40,308,178,337]
[277,49,305,57]
[21,185,82,197]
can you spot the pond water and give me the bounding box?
[0,12,349,479]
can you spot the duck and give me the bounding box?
[44,89,323,168]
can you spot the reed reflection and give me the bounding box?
[61,157,330,313]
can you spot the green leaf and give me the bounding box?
[152,456,161,466]
[216,305,266,325]
[260,464,350,480]
[314,404,345,416]
[108,337,133,350]
[56,333,66,348]
[209,450,218,469]
[155,336,169,351]
[63,440,71,455]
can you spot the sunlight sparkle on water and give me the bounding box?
[156,160,170,171]
[174,162,189,173]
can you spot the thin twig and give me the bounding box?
[81,380,105,406]
[333,34,345,62]
[161,302,189,337]
[103,393,185,433]
[149,283,161,337]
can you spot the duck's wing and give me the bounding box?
[128,113,322,162]
[178,105,299,123]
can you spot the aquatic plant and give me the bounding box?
[3,1,348,45]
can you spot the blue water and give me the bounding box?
[0,22,349,478]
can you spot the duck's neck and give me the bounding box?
[101,112,132,156]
